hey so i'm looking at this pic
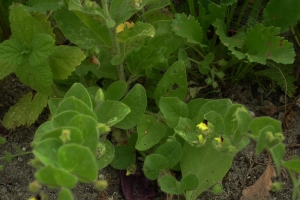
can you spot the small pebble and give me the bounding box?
[279,95,285,104]
[22,147,27,152]
[17,157,23,162]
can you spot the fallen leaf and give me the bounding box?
[260,101,278,116]
[241,159,276,200]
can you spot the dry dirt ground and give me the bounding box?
[0,74,299,200]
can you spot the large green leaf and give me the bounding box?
[69,114,99,154]
[115,84,147,129]
[110,0,156,25]
[58,188,74,200]
[110,145,135,170]
[126,20,184,75]
[112,22,155,65]
[0,39,27,65]
[136,114,167,151]
[171,13,204,46]
[26,0,65,14]
[155,141,182,168]
[15,62,53,95]
[35,165,78,188]
[244,24,295,64]
[56,96,96,119]
[181,143,233,199]
[96,140,115,169]
[64,83,92,109]
[28,33,54,66]
[0,61,16,80]
[58,144,98,182]
[9,4,45,43]
[49,46,86,79]
[33,138,63,166]
[159,97,189,128]
[106,81,127,101]
[2,92,48,129]
[143,154,169,180]
[95,100,131,126]
[155,61,187,105]
[263,0,300,33]
[68,0,104,18]
[54,6,112,49]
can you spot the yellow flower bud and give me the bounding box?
[198,134,206,145]
[196,122,208,131]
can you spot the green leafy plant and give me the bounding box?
[170,0,299,96]
[0,0,300,200]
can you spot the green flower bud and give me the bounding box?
[270,181,282,192]
[212,183,223,194]
[28,180,41,193]
[94,180,108,191]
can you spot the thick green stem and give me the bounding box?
[102,0,126,81]
[187,0,195,16]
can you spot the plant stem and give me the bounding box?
[234,0,249,30]
[187,0,195,17]
[169,0,177,14]
[0,151,32,160]
[102,0,126,81]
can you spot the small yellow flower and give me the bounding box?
[124,21,134,28]
[198,134,206,145]
[196,122,208,131]
[135,0,142,7]
[214,137,223,144]
[60,129,71,143]
[116,22,134,33]
[116,23,126,33]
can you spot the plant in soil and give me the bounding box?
[0,0,300,200]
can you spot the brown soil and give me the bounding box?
[0,74,299,200]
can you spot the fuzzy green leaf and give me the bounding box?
[171,13,204,46]
[55,6,112,49]
[0,61,16,80]
[106,81,127,101]
[58,144,98,182]
[110,0,155,24]
[155,141,182,169]
[112,22,155,65]
[2,92,48,129]
[155,61,187,105]
[114,84,147,129]
[29,33,55,66]
[181,143,233,199]
[69,0,104,18]
[64,83,92,109]
[244,24,295,64]
[143,154,169,180]
[95,101,131,126]
[49,46,85,79]
[26,0,65,14]
[159,97,189,128]
[263,0,300,33]
[31,12,56,40]
[0,39,27,65]
[126,20,184,75]
[136,114,167,151]
[33,138,63,165]
[110,145,135,170]
[35,165,78,188]
[58,188,74,200]
[213,19,246,60]
[9,4,45,44]
[96,140,115,169]
[15,62,53,94]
